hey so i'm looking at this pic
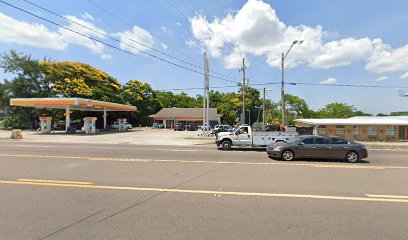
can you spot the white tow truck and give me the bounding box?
[215,125,298,150]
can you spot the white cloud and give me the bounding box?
[59,15,109,57]
[190,0,408,74]
[161,43,168,49]
[400,72,408,80]
[365,39,408,73]
[0,12,66,50]
[160,26,172,34]
[185,38,196,48]
[81,12,94,21]
[100,53,112,60]
[113,25,154,54]
[176,22,181,26]
[0,12,112,59]
[309,38,373,69]
[224,49,247,69]
[375,76,389,81]
[320,78,336,85]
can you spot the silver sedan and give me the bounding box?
[267,136,368,163]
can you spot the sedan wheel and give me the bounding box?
[346,151,360,163]
[281,150,294,161]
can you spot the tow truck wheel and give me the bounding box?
[221,141,232,150]
[281,150,294,161]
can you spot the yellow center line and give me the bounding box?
[366,194,408,199]
[17,178,94,185]
[0,153,406,170]
[1,179,408,204]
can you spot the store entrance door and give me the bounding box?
[399,126,406,140]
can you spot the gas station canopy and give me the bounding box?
[10,98,137,131]
[10,98,136,112]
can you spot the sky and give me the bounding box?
[1,0,408,114]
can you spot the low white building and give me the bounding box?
[295,116,408,141]
[150,108,221,128]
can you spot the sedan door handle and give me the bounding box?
[310,146,316,149]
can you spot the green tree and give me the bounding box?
[317,102,357,118]
[122,80,160,126]
[390,111,408,116]
[0,50,52,128]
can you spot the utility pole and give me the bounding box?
[203,52,210,136]
[281,52,285,126]
[240,58,247,125]
[263,88,266,129]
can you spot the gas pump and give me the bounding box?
[82,117,97,134]
[118,118,127,132]
[39,117,52,134]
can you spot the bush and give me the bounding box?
[1,115,30,129]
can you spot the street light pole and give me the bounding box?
[281,40,303,126]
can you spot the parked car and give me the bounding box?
[111,122,133,129]
[266,135,368,163]
[198,123,211,131]
[213,124,234,134]
[174,123,185,131]
[152,123,165,128]
[185,123,198,131]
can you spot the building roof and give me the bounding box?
[150,108,220,118]
[10,98,136,112]
[295,116,408,126]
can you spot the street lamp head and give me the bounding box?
[292,40,298,45]
[298,40,304,45]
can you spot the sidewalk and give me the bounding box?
[0,128,215,146]
[356,141,408,150]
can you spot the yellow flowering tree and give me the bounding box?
[41,61,123,103]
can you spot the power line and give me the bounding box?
[1,0,238,84]
[84,0,237,80]
[166,0,190,21]
[156,82,281,91]
[22,0,238,82]
[287,82,403,89]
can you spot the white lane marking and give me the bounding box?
[0,153,407,171]
[366,194,408,199]
[5,144,50,148]
[2,180,408,204]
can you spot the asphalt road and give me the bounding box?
[1,141,408,240]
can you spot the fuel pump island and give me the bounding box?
[10,98,137,134]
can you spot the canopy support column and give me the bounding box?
[103,108,107,130]
[65,106,70,132]
[313,125,318,135]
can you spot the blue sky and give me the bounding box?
[1,0,408,114]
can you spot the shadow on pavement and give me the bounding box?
[268,156,370,164]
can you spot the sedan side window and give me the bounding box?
[300,137,315,144]
[315,137,330,144]
[331,137,348,144]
